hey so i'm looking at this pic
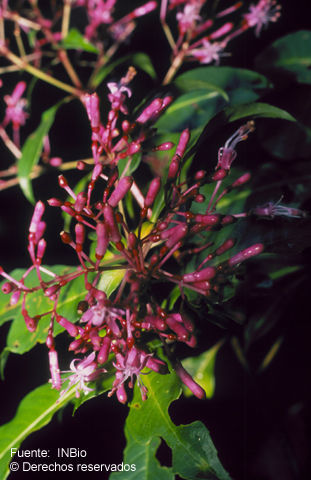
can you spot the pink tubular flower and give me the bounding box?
[61,352,101,398]
[252,200,307,219]
[216,121,255,171]
[244,0,281,36]
[189,39,227,65]
[176,3,202,35]
[3,81,28,128]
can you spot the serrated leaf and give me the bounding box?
[0,383,74,480]
[18,102,63,203]
[182,341,224,398]
[155,89,227,133]
[175,66,270,105]
[62,28,99,53]
[255,30,311,84]
[224,102,296,123]
[110,434,173,480]
[116,371,231,480]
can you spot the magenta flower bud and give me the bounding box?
[49,350,61,390]
[215,239,235,256]
[1,282,15,294]
[48,197,62,207]
[29,201,45,234]
[228,243,264,267]
[133,1,157,17]
[69,338,83,351]
[10,81,27,102]
[128,232,137,250]
[103,205,121,243]
[108,176,133,207]
[145,177,161,207]
[92,162,103,181]
[166,316,189,341]
[75,223,85,248]
[37,238,47,260]
[10,290,21,305]
[75,192,87,213]
[57,316,78,337]
[146,357,169,374]
[153,142,174,152]
[50,157,62,167]
[82,93,100,129]
[127,142,141,155]
[176,129,190,158]
[23,312,39,332]
[96,222,109,259]
[44,284,60,299]
[195,214,220,226]
[142,315,166,331]
[175,361,206,399]
[183,266,216,283]
[167,157,180,180]
[89,329,101,349]
[61,204,75,217]
[35,221,46,244]
[166,224,188,248]
[116,384,127,404]
[232,172,251,188]
[210,22,233,39]
[98,336,111,364]
[136,98,163,123]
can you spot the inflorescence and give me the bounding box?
[0,70,268,403]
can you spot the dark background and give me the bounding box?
[1,1,310,479]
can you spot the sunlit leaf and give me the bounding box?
[0,383,74,480]
[182,340,224,398]
[18,102,63,203]
[62,28,99,53]
[112,371,231,480]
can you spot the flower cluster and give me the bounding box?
[161,0,281,82]
[0,71,266,403]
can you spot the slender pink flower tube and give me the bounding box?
[183,266,216,283]
[49,350,61,390]
[232,172,251,188]
[75,192,87,213]
[29,201,45,235]
[96,222,109,259]
[103,205,121,243]
[75,223,85,251]
[166,316,189,341]
[108,176,133,207]
[98,336,111,364]
[209,22,233,39]
[195,214,220,226]
[146,357,169,374]
[57,316,78,337]
[175,129,190,158]
[228,243,264,266]
[132,1,157,17]
[82,93,100,129]
[166,224,188,249]
[215,239,235,256]
[145,177,161,207]
[136,98,163,123]
[174,360,206,399]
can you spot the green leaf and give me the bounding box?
[175,66,270,105]
[114,371,231,480]
[0,383,74,480]
[62,28,99,53]
[155,89,227,133]
[255,30,311,84]
[18,102,63,203]
[110,433,174,480]
[91,52,156,88]
[224,102,296,123]
[97,268,126,297]
[118,152,142,177]
[182,341,224,398]
[0,266,87,355]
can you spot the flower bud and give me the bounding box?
[108,176,133,207]
[228,243,264,266]
[145,177,161,207]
